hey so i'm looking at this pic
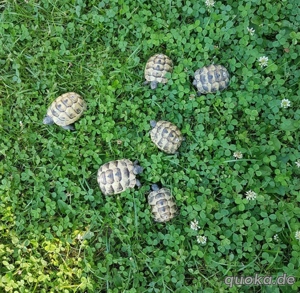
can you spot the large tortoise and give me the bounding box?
[43,92,86,130]
[150,120,183,154]
[148,184,177,223]
[193,64,230,95]
[97,159,143,195]
[144,54,173,89]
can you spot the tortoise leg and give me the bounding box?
[62,124,75,131]
[43,115,54,125]
[136,179,142,188]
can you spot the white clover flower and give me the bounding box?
[189,94,196,100]
[273,234,279,242]
[295,160,300,168]
[245,190,257,200]
[295,231,300,241]
[76,234,83,241]
[190,220,200,231]
[281,99,291,108]
[205,0,215,7]
[19,121,23,128]
[233,151,243,159]
[247,27,255,36]
[258,56,268,67]
[197,235,207,245]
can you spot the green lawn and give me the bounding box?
[1,0,300,292]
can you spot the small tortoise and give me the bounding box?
[97,159,143,195]
[144,54,173,89]
[150,120,183,154]
[193,64,230,95]
[43,92,86,130]
[148,184,177,223]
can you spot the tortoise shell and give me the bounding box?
[150,120,183,154]
[148,186,177,223]
[97,159,143,195]
[193,64,230,95]
[144,54,173,89]
[43,92,86,129]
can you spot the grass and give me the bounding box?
[1,0,300,292]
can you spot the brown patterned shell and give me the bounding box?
[148,187,177,223]
[46,92,86,126]
[150,120,183,154]
[193,64,230,94]
[97,159,139,195]
[144,54,173,89]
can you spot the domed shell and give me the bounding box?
[97,159,143,195]
[193,64,230,95]
[144,54,173,89]
[148,187,177,223]
[44,92,86,127]
[150,120,183,154]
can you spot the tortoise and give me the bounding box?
[144,54,173,89]
[97,159,143,195]
[150,120,183,154]
[193,64,230,95]
[43,92,86,130]
[148,184,177,223]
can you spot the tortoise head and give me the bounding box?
[151,184,160,191]
[150,120,157,128]
[133,161,143,175]
[43,115,54,125]
[150,81,158,89]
